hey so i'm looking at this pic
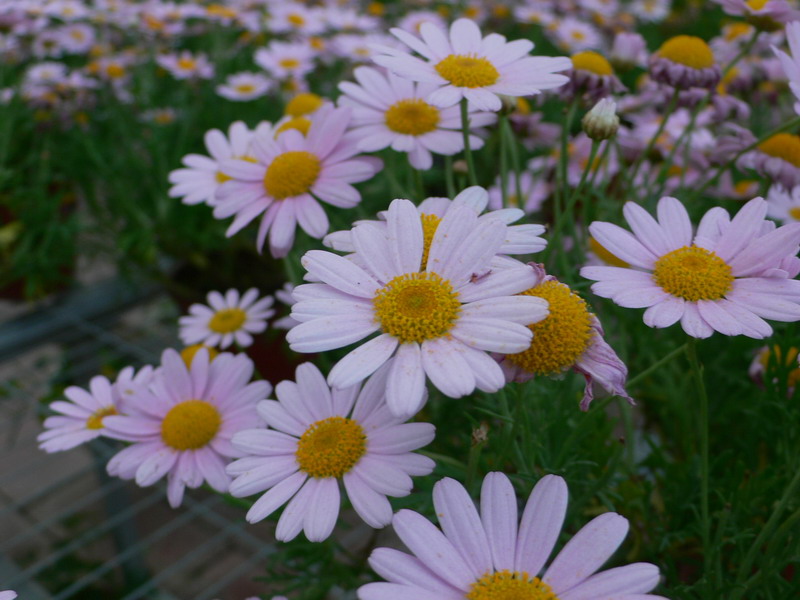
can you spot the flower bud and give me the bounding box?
[582,97,619,141]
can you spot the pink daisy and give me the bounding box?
[771,20,800,115]
[155,50,214,80]
[713,0,800,29]
[358,472,665,600]
[286,198,549,417]
[103,349,271,508]
[179,288,275,349]
[214,105,382,257]
[767,183,800,223]
[581,196,800,339]
[226,362,435,541]
[372,18,571,112]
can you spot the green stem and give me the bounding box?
[627,343,689,389]
[501,115,524,203]
[627,88,681,191]
[444,155,456,198]
[465,436,486,493]
[556,99,579,218]
[460,98,478,186]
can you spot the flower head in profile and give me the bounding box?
[772,21,800,115]
[227,362,435,542]
[767,184,800,223]
[499,264,633,411]
[103,349,270,508]
[581,196,800,338]
[216,72,272,101]
[649,35,721,89]
[179,288,274,350]
[287,198,549,417]
[358,473,665,600]
[373,18,571,111]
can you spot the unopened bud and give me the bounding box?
[582,98,619,141]
[453,159,469,174]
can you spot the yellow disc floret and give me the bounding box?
[295,416,366,478]
[279,58,300,70]
[589,237,630,268]
[276,116,312,137]
[161,400,221,450]
[435,54,500,88]
[789,206,800,220]
[263,151,321,199]
[177,57,196,70]
[657,35,715,70]
[86,406,117,430]
[180,344,219,367]
[653,245,734,301]
[373,272,461,343]
[758,133,800,168]
[420,213,442,269]
[467,570,559,600]
[571,51,614,76]
[285,92,324,117]
[507,280,593,376]
[385,99,440,136]
[208,307,247,333]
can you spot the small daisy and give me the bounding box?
[771,20,800,115]
[179,288,274,350]
[357,472,665,600]
[739,132,800,188]
[331,33,398,63]
[630,0,671,21]
[610,32,649,70]
[104,349,270,508]
[488,171,549,214]
[373,18,571,112]
[397,10,447,34]
[214,105,382,257]
[287,198,549,417]
[156,50,214,80]
[713,0,800,30]
[649,35,721,89]
[268,2,325,36]
[216,71,272,101]
[548,17,604,53]
[581,196,800,339]
[497,264,633,411]
[338,66,496,170]
[564,51,626,101]
[226,362,435,541]
[254,41,315,80]
[767,184,800,223]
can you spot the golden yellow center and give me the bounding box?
[385,99,440,136]
[208,307,247,333]
[263,151,321,199]
[279,58,301,69]
[420,213,442,269]
[276,116,312,137]
[368,2,385,16]
[507,281,593,376]
[571,30,587,41]
[571,51,614,76]
[287,13,305,26]
[746,0,769,10]
[435,54,500,88]
[467,570,559,600]
[733,179,757,196]
[657,35,715,69]
[106,63,125,79]
[295,416,366,478]
[653,245,734,301]
[235,83,256,94]
[161,400,221,450]
[86,406,117,430]
[180,344,219,367]
[789,206,800,220]
[285,92,324,117]
[589,237,629,268]
[373,271,461,343]
[177,57,196,70]
[724,22,753,41]
[758,133,800,168]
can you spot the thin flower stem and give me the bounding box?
[465,436,486,493]
[627,87,681,190]
[627,343,689,389]
[460,97,478,186]
[556,99,579,214]
[501,115,524,202]
[444,155,456,198]
[722,29,760,77]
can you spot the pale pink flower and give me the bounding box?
[216,71,272,101]
[156,50,214,80]
[767,183,800,223]
[179,288,274,349]
[254,41,315,80]
[772,21,800,114]
[713,0,800,26]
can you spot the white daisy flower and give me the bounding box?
[216,71,273,101]
[767,184,800,223]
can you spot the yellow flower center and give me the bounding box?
[653,245,734,301]
[789,206,800,220]
[516,97,531,115]
[276,116,312,137]
[86,406,118,430]
[758,345,800,387]
[467,570,559,600]
[746,0,769,10]
[368,2,385,16]
[180,344,219,367]
[758,133,800,168]
[385,99,440,136]
[373,272,461,343]
[177,57,196,70]
[507,281,593,376]
[571,30,587,41]
[589,237,629,268]
[285,92,324,117]
[571,51,614,76]
[263,151,321,200]
[657,35,715,70]
[161,400,221,450]
[208,307,247,333]
[106,63,125,79]
[724,22,753,41]
[420,213,442,269]
[733,179,757,196]
[216,155,256,184]
[295,416,366,478]
[235,83,256,94]
[287,13,305,26]
[279,57,301,69]
[435,54,500,88]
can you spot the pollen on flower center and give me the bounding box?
[653,245,734,301]
[287,13,305,26]
[285,92,323,117]
[657,35,715,70]
[373,271,461,343]
[789,206,800,220]
[758,133,800,168]
[235,83,256,94]
[276,116,312,137]
[385,99,440,136]
[279,57,300,69]
[507,281,593,376]
[177,57,196,70]
[571,51,614,76]
[263,151,321,199]
[420,213,442,269]
[208,307,247,333]
[435,54,500,88]
[161,400,221,450]
[295,416,366,478]
[86,406,117,430]
[466,570,559,600]
[180,344,219,367]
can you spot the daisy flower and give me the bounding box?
[268,2,325,36]
[771,20,800,115]
[581,196,800,339]
[488,171,549,214]
[0,591,16,600]
[156,51,214,80]
[254,41,315,80]
[548,17,604,53]
[610,32,649,70]
[214,105,382,257]
[713,0,800,30]
[738,132,800,188]
[372,18,571,112]
[767,184,800,223]
[216,72,272,101]
[649,35,721,89]
[226,362,435,541]
[563,51,626,101]
[179,288,275,350]
[104,349,270,508]
[397,11,447,34]
[287,198,549,417]
[357,472,665,600]
[497,264,632,411]
[338,66,496,170]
